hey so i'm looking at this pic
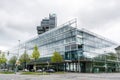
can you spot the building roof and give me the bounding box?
[12,19,118,49]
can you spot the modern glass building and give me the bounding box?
[9,19,119,73]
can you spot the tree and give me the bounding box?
[51,51,63,63]
[19,50,30,70]
[31,45,40,71]
[0,53,7,64]
[9,56,17,70]
[51,51,63,71]
[0,53,7,69]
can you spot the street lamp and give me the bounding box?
[15,40,20,73]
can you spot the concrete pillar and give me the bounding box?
[64,63,66,72]
[73,63,74,71]
[75,62,77,72]
[69,63,70,72]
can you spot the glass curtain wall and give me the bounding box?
[8,24,118,72]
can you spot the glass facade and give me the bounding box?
[82,29,117,58]
[9,22,118,72]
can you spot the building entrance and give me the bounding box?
[80,62,86,72]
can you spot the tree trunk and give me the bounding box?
[34,60,36,72]
[57,63,58,72]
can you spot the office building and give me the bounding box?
[9,19,119,73]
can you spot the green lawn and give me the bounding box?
[54,71,66,74]
[21,72,49,75]
[21,71,66,75]
[0,71,15,74]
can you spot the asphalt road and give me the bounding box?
[0,73,120,80]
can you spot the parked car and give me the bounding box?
[37,69,42,72]
[23,69,29,72]
[0,69,8,71]
[8,69,13,72]
[46,69,55,73]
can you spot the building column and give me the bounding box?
[73,63,74,71]
[64,62,66,72]
[75,62,77,72]
[90,62,93,73]
[69,62,70,72]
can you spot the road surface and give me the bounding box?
[0,73,120,80]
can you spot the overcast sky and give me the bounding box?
[0,0,120,51]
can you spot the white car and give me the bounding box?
[24,69,29,72]
[37,69,42,72]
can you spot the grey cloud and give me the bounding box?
[77,0,120,29]
[0,0,120,50]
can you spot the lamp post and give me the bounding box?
[15,40,20,73]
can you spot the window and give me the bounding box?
[77,37,82,43]
[65,45,70,51]
[72,37,76,41]
[77,31,82,35]
[71,44,77,50]
[78,44,83,50]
